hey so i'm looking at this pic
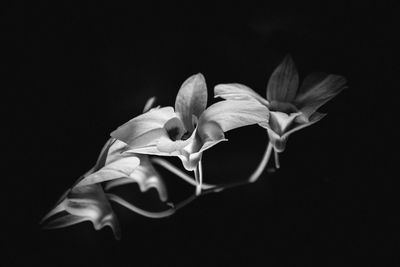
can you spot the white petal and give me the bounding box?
[42,214,88,229]
[67,184,121,239]
[110,106,177,146]
[105,156,168,202]
[76,157,140,187]
[266,55,299,102]
[175,73,208,132]
[260,111,301,152]
[265,127,288,153]
[295,73,346,118]
[268,111,301,135]
[282,112,326,138]
[198,99,270,133]
[42,184,121,239]
[214,83,269,106]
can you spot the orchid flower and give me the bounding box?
[110,73,270,194]
[41,183,122,239]
[215,55,347,172]
[41,135,170,238]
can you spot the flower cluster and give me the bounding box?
[42,55,346,239]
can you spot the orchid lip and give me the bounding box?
[167,127,183,141]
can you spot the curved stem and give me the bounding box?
[194,160,203,196]
[151,157,215,190]
[249,142,273,183]
[204,141,273,193]
[107,142,273,218]
[274,149,280,169]
[107,193,174,218]
[107,193,198,219]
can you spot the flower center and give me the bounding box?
[167,127,191,141]
[167,127,181,141]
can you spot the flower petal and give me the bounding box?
[110,106,177,146]
[42,214,88,229]
[198,99,270,133]
[266,55,299,102]
[101,140,168,202]
[175,73,208,132]
[265,128,288,153]
[214,83,269,106]
[179,139,227,170]
[261,111,301,152]
[264,112,326,152]
[42,184,121,240]
[267,111,302,135]
[76,157,140,187]
[282,112,326,138]
[295,73,347,118]
[66,184,121,239]
[178,124,227,170]
[105,156,168,202]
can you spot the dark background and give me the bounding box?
[3,1,397,266]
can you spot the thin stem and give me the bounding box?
[151,158,215,190]
[107,193,198,219]
[204,141,273,193]
[274,149,280,169]
[194,160,203,196]
[107,193,175,218]
[249,141,273,183]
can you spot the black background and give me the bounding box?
[3,1,397,266]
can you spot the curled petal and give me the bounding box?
[283,112,326,138]
[265,112,326,152]
[266,55,299,103]
[178,125,228,170]
[267,111,302,136]
[175,73,208,132]
[295,73,347,118]
[179,139,227,170]
[266,128,288,153]
[103,140,168,201]
[42,214,88,229]
[261,111,301,152]
[198,99,270,133]
[214,83,269,106]
[76,157,140,187]
[105,177,136,191]
[42,184,121,240]
[110,107,177,146]
[105,156,168,202]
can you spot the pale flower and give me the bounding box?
[41,183,122,239]
[215,55,347,167]
[110,73,270,193]
[42,135,169,238]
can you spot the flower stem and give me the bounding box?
[248,142,273,183]
[194,161,203,196]
[151,158,215,190]
[203,141,273,194]
[274,149,280,169]
[107,193,175,218]
[107,142,273,217]
[107,193,199,219]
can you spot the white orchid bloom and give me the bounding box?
[110,73,270,194]
[42,135,169,238]
[41,183,122,239]
[215,55,346,169]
